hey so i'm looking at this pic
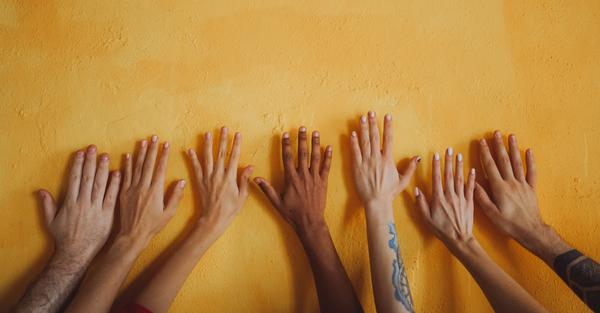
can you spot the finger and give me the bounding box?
[474,182,499,217]
[398,156,420,188]
[91,153,111,204]
[382,114,393,156]
[254,177,282,208]
[492,131,514,180]
[508,134,526,181]
[67,149,85,201]
[432,153,443,197]
[188,149,203,182]
[479,139,502,183]
[38,190,57,227]
[78,145,98,200]
[455,153,464,197]
[102,171,121,213]
[140,135,159,186]
[238,165,254,197]
[359,115,371,158]
[415,187,432,222]
[204,132,214,176]
[164,180,185,216]
[152,141,171,188]
[320,146,333,181]
[215,127,229,172]
[282,133,296,178]
[368,111,381,156]
[309,131,321,176]
[444,148,454,195]
[465,168,475,201]
[227,132,242,179]
[350,131,362,165]
[132,139,148,186]
[298,127,309,173]
[123,153,133,190]
[526,149,537,188]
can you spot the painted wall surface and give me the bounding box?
[1,0,599,312]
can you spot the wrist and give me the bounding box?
[516,224,573,266]
[189,217,225,243]
[363,200,394,222]
[293,219,329,243]
[113,233,151,256]
[449,236,485,262]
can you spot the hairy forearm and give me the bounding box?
[514,224,573,267]
[364,202,414,313]
[65,236,147,313]
[452,239,548,313]
[294,220,363,313]
[11,252,91,313]
[135,221,220,313]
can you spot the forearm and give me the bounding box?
[294,220,363,313]
[11,252,91,313]
[452,239,548,313]
[65,236,147,313]
[364,202,414,313]
[134,221,220,313]
[514,224,572,267]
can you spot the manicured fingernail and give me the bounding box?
[87,146,96,153]
[188,149,195,156]
[164,141,170,148]
[76,150,85,157]
[151,135,157,142]
[283,133,289,139]
[360,116,367,123]
[351,131,357,137]
[222,126,228,133]
[327,146,332,152]
[235,132,241,139]
[509,134,516,142]
[206,132,211,139]
[126,153,130,160]
[527,149,533,156]
[457,154,462,162]
[434,153,440,160]
[494,131,501,138]
[114,171,121,177]
[415,187,419,197]
[385,114,391,121]
[416,156,421,163]
[314,132,319,138]
[447,147,453,156]
[369,111,375,118]
[179,180,186,188]
[141,140,147,147]
[471,168,475,175]
[101,155,109,162]
[481,139,487,146]
[300,127,306,132]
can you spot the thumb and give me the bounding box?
[415,187,432,223]
[165,180,186,217]
[238,166,254,197]
[38,189,57,227]
[474,182,499,217]
[398,156,421,187]
[253,177,281,208]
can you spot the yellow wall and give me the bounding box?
[1,0,599,312]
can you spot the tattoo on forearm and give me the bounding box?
[388,222,414,313]
[554,249,600,312]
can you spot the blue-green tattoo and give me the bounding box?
[388,222,414,312]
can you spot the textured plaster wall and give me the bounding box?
[1,0,599,312]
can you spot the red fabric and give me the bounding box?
[119,302,153,313]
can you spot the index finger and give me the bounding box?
[479,139,502,182]
[282,133,296,178]
[152,141,171,188]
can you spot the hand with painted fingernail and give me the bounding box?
[13,146,121,313]
[415,149,476,253]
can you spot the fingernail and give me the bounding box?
[189,149,195,156]
[126,153,131,160]
[76,150,85,157]
[351,131,357,137]
[416,156,421,163]
[509,134,516,142]
[38,191,45,198]
[434,153,440,160]
[141,140,147,147]
[206,132,211,139]
[314,132,319,138]
[415,187,419,196]
[360,116,367,123]
[248,166,254,171]
[527,149,533,156]
[179,180,186,188]
[481,139,487,146]
[164,141,170,148]
[283,133,289,139]
[87,146,96,153]
[101,155,109,162]
[222,126,228,133]
[300,127,306,132]
[327,146,332,152]
[494,131,501,138]
[369,111,375,118]
[471,168,475,175]
[448,147,453,156]
[457,154,462,162]
[235,132,241,139]
[385,114,391,121]
[115,171,121,177]
[254,178,262,184]
[152,135,157,142]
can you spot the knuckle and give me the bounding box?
[300,151,309,159]
[384,135,393,142]
[155,164,167,173]
[82,174,93,184]
[284,153,294,161]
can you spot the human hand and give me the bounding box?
[254,127,332,233]
[187,127,254,237]
[38,145,121,264]
[473,131,547,249]
[119,135,185,248]
[350,111,420,213]
[415,149,477,253]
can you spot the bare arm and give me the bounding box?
[65,136,184,313]
[134,128,254,313]
[350,111,418,313]
[416,148,547,313]
[255,127,363,313]
[474,131,600,312]
[11,146,121,313]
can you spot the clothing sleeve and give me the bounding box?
[119,302,153,313]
